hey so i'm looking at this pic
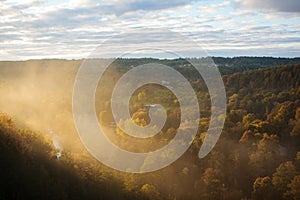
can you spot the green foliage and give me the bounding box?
[1,59,300,200]
[249,134,282,176]
[272,161,298,195]
[242,113,256,128]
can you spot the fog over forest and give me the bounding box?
[0,57,299,199]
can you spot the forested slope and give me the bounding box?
[0,61,299,199]
[0,113,146,200]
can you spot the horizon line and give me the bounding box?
[0,56,300,62]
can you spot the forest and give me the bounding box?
[0,57,299,199]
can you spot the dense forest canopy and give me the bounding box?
[0,57,299,199]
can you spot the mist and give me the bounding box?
[0,60,83,152]
[0,59,299,199]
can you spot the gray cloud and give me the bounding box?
[0,0,300,60]
[90,0,197,15]
[12,0,41,10]
[62,0,199,16]
[234,0,300,13]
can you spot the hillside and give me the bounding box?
[0,60,299,199]
[0,113,145,200]
[214,56,300,74]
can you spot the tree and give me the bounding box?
[140,184,160,200]
[291,108,300,137]
[227,109,247,124]
[285,175,300,200]
[252,176,275,200]
[295,152,300,170]
[202,168,225,199]
[271,102,295,132]
[242,113,256,129]
[137,91,146,102]
[228,94,239,110]
[272,161,297,195]
[249,134,281,176]
[291,120,300,137]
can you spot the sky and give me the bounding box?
[0,0,300,60]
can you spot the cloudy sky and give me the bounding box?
[0,0,300,60]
